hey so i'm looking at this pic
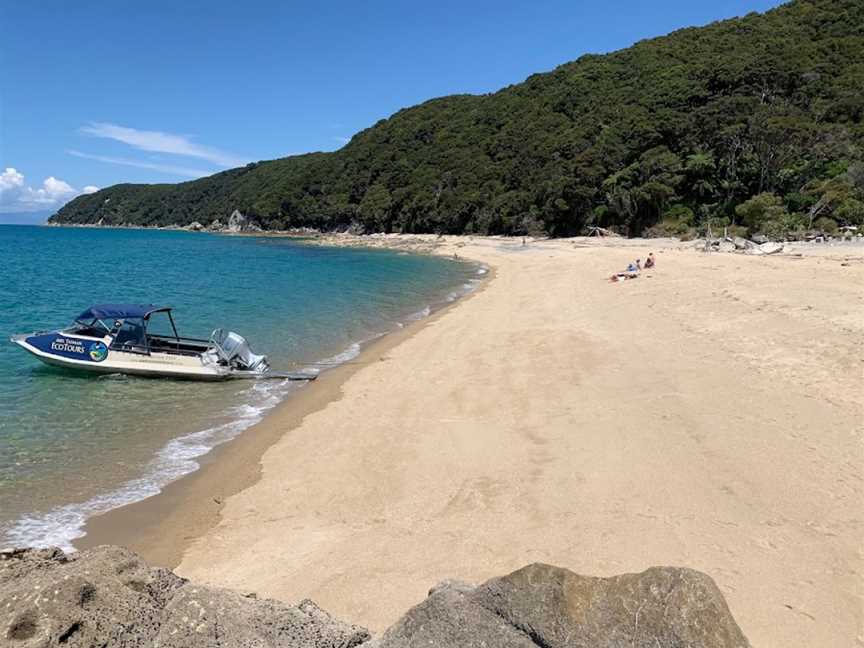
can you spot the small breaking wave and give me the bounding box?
[406,305,432,321]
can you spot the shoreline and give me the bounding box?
[76,255,492,566]
[67,234,861,646]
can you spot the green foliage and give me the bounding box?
[644,204,695,237]
[761,213,806,239]
[784,192,817,213]
[52,0,864,239]
[735,193,788,231]
[814,216,839,233]
[725,224,751,239]
[834,198,864,225]
[664,204,696,226]
[358,183,393,231]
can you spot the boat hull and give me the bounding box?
[11,331,229,381]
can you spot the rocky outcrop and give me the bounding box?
[375,563,751,648]
[226,210,262,233]
[188,212,262,233]
[0,546,369,647]
[1,548,750,647]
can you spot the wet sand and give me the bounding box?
[85,236,863,647]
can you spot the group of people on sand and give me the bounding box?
[609,252,655,282]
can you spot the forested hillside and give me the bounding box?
[52,0,864,238]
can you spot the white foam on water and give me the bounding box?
[406,305,432,321]
[302,342,362,374]
[445,278,482,303]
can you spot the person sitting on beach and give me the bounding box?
[644,253,655,269]
[609,261,641,282]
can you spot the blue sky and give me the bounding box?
[0,0,784,214]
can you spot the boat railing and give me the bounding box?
[146,333,212,357]
[148,333,212,344]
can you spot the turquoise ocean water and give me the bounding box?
[0,226,483,549]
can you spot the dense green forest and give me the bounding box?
[53,0,864,238]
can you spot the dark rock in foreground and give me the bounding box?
[376,563,751,647]
[1,547,750,647]
[0,546,369,647]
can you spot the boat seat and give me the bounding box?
[111,323,146,349]
[71,326,106,338]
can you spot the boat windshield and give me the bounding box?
[68,318,111,338]
[110,319,148,352]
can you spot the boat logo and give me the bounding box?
[89,342,108,362]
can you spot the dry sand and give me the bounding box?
[169,236,862,647]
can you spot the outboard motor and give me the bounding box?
[209,329,269,373]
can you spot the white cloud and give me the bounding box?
[0,167,96,213]
[333,135,351,145]
[82,185,100,194]
[67,150,213,179]
[80,122,248,167]
[41,177,76,200]
[0,167,24,192]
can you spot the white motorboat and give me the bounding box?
[11,303,312,381]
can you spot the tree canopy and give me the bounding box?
[52,0,864,238]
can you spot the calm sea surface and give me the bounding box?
[0,226,482,548]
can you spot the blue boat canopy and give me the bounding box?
[77,304,170,321]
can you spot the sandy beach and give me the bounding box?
[89,236,862,647]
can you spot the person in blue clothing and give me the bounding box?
[609,259,641,282]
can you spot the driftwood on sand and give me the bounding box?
[588,226,622,238]
[699,235,785,256]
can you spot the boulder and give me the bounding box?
[377,563,750,648]
[226,210,262,233]
[758,241,784,255]
[208,219,224,231]
[427,579,474,597]
[185,221,204,231]
[227,210,245,232]
[0,546,370,648]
